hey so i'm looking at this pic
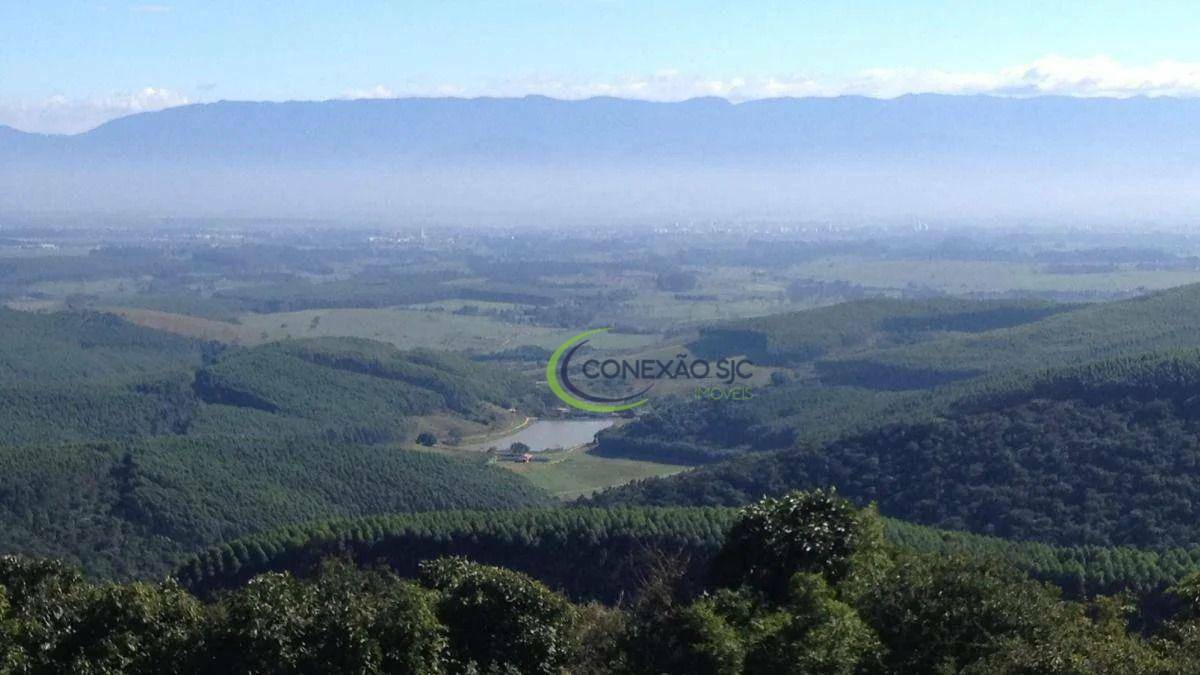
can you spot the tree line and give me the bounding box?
[9,490,1200,673]
[177,504,1200,606]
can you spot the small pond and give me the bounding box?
[464,419,615,452]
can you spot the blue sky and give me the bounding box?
[5,1,1200,132]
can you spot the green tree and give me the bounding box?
[964,595,1170,674]
[205,562,446,675]
[570,603,627,675]
[0,556,90,674]
[420,557,576,675]
[204,573,318,673]
[0,587,17,675]
[623,591,744,675]
[64,581,203,675]
[711,489,887,597]
[661,598,745,675]
[0,556,204,674]
[852,553,1069,673]
[625,573,880,675]
[743,573,881,675]
[1167,570,1200,620]
[373,582,448,675]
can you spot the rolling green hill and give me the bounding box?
[0,309,210,445]
[0,307,206,385]
[696,283,1200,394]
[816,283,1200,389]
[602,298,1093,464]
[0,438,554,579]
[602,284,1200,465]
[0,311,556,578]
[592,348,1200,549]
[0,309,541,445]
[690,297,1074,366]
[191,339,538,443]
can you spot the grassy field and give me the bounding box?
[106,306,661,353]
[789,258,1200,295]
[501,447,692,499]
[596,266,802,328]
[29,277,145,298]
[617,290,794,326]
[398,409,528,448]
[104,306,247,342]
[407,299,526,312]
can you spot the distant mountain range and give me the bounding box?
[4,95,1200,220]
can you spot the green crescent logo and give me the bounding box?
[546,328,651,413]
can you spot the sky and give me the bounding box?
[5,1,1200,133]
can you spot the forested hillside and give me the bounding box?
[593,349,1200,549]
[690,297,1073,365]
[599,283,1200,464]
[0,308,206,383]
[0,311,555,578]
[0,317,541,446]
[192,339,539,443]
[0,309,211,444]
[0,438,553,578]
[817,282,1200,389]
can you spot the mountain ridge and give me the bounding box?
[8,94,1200,162]
[7,93,1200,218]
[4,92,1195,139]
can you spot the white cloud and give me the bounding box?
[842,55,1200,98]
[433,55,1200,101]
[340,85,396,100]
[0,87,190,134]
[10,56,1200,134]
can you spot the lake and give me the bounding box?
[465,418,615,453]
